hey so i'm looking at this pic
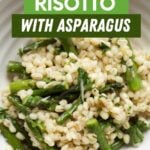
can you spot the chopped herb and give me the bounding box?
[100,42,110,52]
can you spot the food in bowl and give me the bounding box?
[0,38,150,150]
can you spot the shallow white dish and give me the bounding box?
[0,0,150,149]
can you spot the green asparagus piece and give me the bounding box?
[19,38,56,56]
[58,85,79,99]
[43,77,52,83]
[59,69,92,102]
[13,120,39,150]
[86,118,111,150]
[126,38,133,51]
[124,39,142,91]
[78,68,92,102]
[78,68,92,90]
[58,92,79,102]
[0,107,38,149]
[111,140,124,150]
[125,63,142,92]
[100,42,110,52]
[0,107,7,119]
[7,61,30,79]
[0,124,24,150]
[57,68,91,124]
[26,118,44,141]
[57,98,81,124]
[39,98,58,112]
[99,82,123,94]
[137,120,150,132]
[98,119,112,130]
[26,118,56,150]
[128,125,144,145]
[8,96,29,114]
[23,96,42,107]
[7,61,25,73]
[23,96,58,111]
[32,82,68,97]
[54,47,64,55]
[59,38,78,55]
[10,79,36,94]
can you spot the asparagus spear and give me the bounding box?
[126,119,150,147]
[99,82,123,94]
[0,109,38,150]
[23,96,58,111]
[58,85,79,100]
[58,91,79,102]
[124,39,142,92]
[26,117,56,150]
[57,98,81,124]
[23,96,41,106]
[137,120,150,132]
[0,110,20,132]
[111,140,124,150]
[10,79,36,94]
[125,63,142,92]
[59,68,92,102]
[8,96,29,114]
[7,61,30,79]
[86,118,111,150]
[99,42,110,52]
[128,125,144,145]
[19,38,56,56]
[7,61,25,74]
[13,120,39,150]
[54,47,64,55]
[0,107,7,119]
[0,124,24,150]
[32,82,68,97]
[78,68,92,91]
[26,118,44,141]
[57,68,92,124]
[59,38,78,55]
[78,68,92,102]
[36,98,58,112]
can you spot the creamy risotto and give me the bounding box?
[0,38,150,150]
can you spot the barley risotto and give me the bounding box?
[0,38,150,150]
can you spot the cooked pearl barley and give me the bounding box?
[44,134,55,147]
[17,89,33,100]
[18,113,26,120]
[117,38,128,46]
[33,58,43,66]
[29,113,38,120]
[55,105,65,113]
[66,73,73,83]
[5,145,13,150]
[100,110,109,120]
[36,81,46,88]
[3,119,16,133]
[31,72,43,80]
[16,132,25,140]
[17,90,28,100]
[9,125,16,133]
[55,55,63,65]
[123,134,130,144]
[59,100,68,106]
[117,131,123,139]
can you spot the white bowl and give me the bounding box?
[0,0,149,149]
